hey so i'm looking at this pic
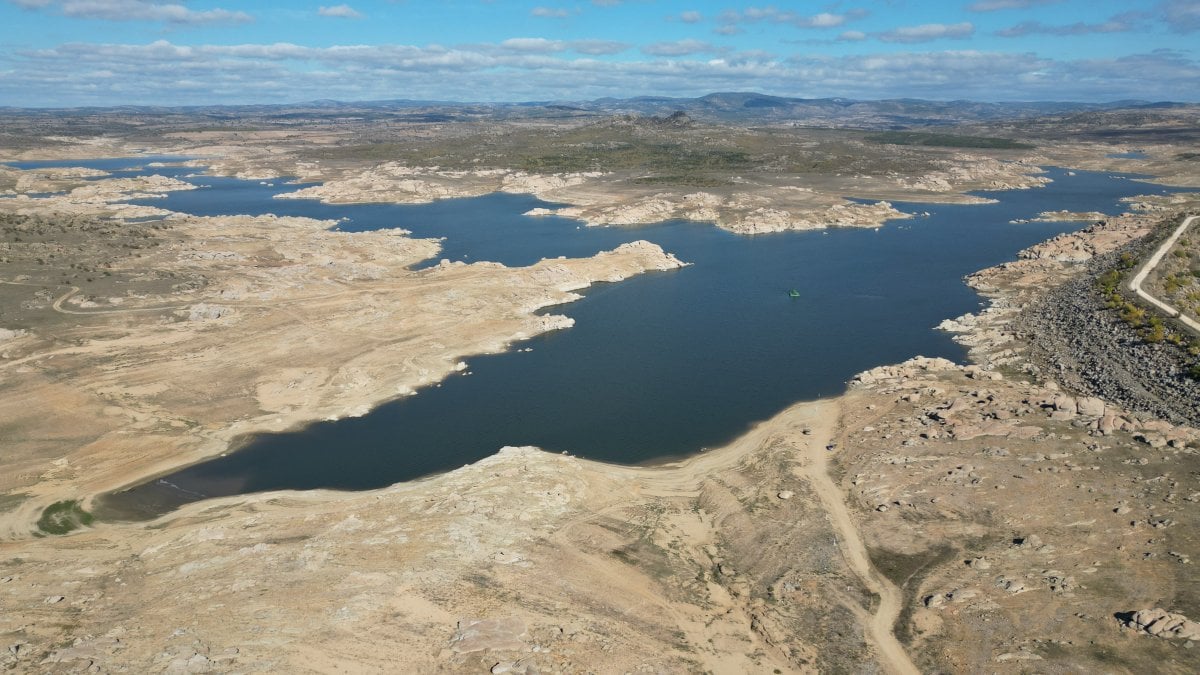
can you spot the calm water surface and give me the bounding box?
[13,158,1188,517]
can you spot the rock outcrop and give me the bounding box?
[1120,609,1200,641]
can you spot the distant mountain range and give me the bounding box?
[0,92,1190,130]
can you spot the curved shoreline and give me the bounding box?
[1,163,1164,526]
[2,155,1199,672]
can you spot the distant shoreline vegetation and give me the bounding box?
[867,131,1034,150]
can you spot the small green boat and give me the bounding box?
[788,289,800,298]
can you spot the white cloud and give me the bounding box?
[879,22,974,43]
[718,6,866,30]
[318,4,362,19]
[13,0,252,24]
[806,13,845,28]
[501,37,565,53]
[3,40,1199,106]
[838,30,867,41]
[679,10,702,23]
[569,39,628,55]
[531,6,569,18]
[1161,0,1200,33]
[968,0,1063,10]
[642,39,724,56]
[997,12,1144,37]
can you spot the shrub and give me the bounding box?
[1120,303,1146,327]
[36,500,95,535]
[1143,317,1166,343]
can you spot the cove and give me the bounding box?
[26,161,1185,518]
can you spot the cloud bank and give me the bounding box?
[3,38,1197,106]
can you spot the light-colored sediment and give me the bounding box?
[264,155,1052,235]
[1,172,193,219]
[0,180,686,540]
[1,382,920,673]
[3,138,1200,672]
[1010,209,1109,224]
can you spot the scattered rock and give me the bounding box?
[491,660,537,675]
[1013,534,1042,549]
[997,578,1027,594]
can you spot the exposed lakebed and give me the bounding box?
[14,159,1189,516]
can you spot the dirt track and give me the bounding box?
[798,405,920,675]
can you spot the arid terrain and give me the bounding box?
[1,101,1199,673]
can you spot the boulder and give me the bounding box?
[1121,609,1200,641]
[1076,397,1106,417]
[449,617,528,654]
[1052,394,1076,412]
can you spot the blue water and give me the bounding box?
[6,155,194,177]
[18,159,1190,516]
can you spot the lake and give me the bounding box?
[9,159,1187,517]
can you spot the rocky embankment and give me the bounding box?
[937,205,1200,427]
[1018,250,1200,427]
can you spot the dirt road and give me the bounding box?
[796,405,921,675]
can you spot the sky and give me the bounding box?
[1,0,1198,107]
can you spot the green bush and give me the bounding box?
[36,500,94,535]
[1120,303,1146,328]
[1143,317,1166,343]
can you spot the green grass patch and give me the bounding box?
[630,174,733,187]
[866,131,1034,150]
[36,500,94,535]
[869,543,959,645]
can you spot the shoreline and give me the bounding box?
[0,155,1181,530]
[0,173,688,538]
[1,147,1199,671]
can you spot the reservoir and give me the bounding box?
[17,160,1185,516]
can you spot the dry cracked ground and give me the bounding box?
[0,128,1199,674]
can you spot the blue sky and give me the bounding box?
[1,0,1198,106]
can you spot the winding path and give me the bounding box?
[1128,214,1200,335]
[797,418,921,675]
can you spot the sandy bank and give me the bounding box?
[0,181,685,540]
